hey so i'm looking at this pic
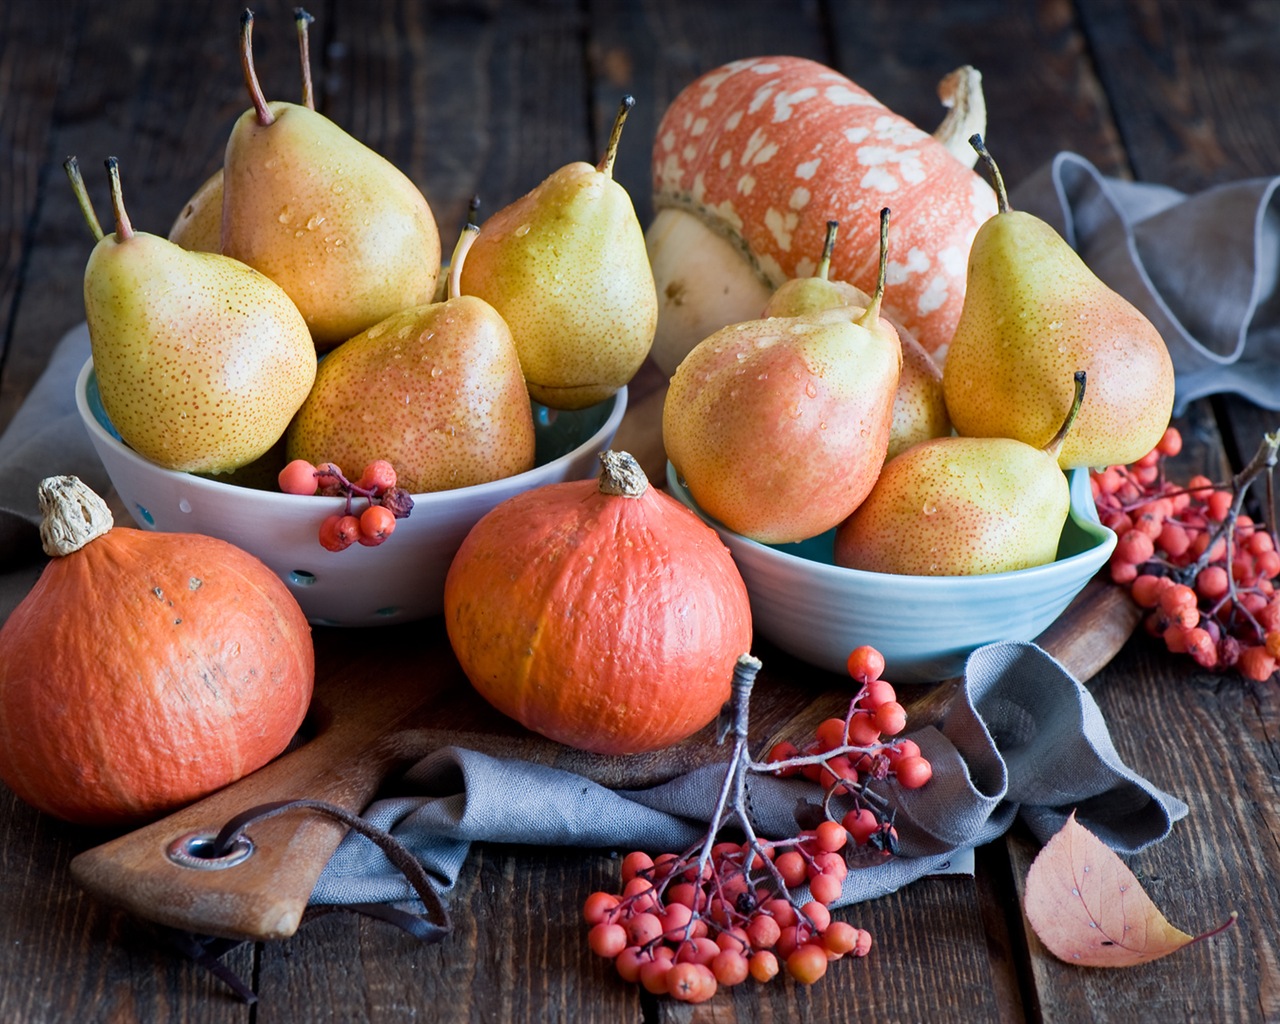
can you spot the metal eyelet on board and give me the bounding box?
[165,831,254,870]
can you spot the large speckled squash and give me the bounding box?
[647,56,997,371]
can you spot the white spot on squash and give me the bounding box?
[887,247,931,285]
[939,244,967,278]
[825,85,878,107]
[740,127,768,166]
[764,207,799,251]
[749,86,775,115]
[795,158,821,179]
[859,166,901,193]
[917,273,949,316]
[772,86,817,122]
[713,200,744,231]
[752,141,779,165]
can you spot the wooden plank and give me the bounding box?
[0,791,255,1022]
[1078,0,1280,190]
[0,0,80,431]
[827,0,1131,187]
[252,846,643,1021]
[584,0,832,230]
[0,2,294,1019]
[1007,638,1280,1022]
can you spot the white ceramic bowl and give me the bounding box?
[76,357,626,626]
[667,462,1116,683]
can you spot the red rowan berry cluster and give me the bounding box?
[1092,427,1280,680]
[277,457,414,551]
[581,647,931,1002]
[765,644,934,807]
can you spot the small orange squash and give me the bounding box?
[0,476,314,826]
[444,451,753,755]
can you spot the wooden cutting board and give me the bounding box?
[68,576,1139,943]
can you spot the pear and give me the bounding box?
[69,157,316,475]
[663,209,902,545]
[835,371,1087,576]
[459,96,657,410]
[170,9,318,254]
[167,169,223,253]
[286,224,535,494]
[761,220,871,317]
[942,135,1174,469]
[221,10,440,349]
[762,220,951,461]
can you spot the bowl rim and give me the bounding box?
[665,460,1117,592]
[75,356,628,507]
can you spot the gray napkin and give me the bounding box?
[310,641,1187,910]
[1011,152,1280,415]
[0,324,101,621]
[1,150,1271,912]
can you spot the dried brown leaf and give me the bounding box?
[1024,811,1235,967]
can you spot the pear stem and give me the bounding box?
[105,157,134,242]
[597,95,635,179]
[969,133,1010,214]
[295,7,316,111]
[466,194,481,228]
[241,9,275,127]
[448,223,480,301]
[63,157,104,242]
[856,207,890,328]
[1043,370,1087,460]
[816,220,838,282]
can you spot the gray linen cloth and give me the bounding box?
[3,150,1274,912]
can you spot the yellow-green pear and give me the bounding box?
[762,220,950,461]
[70,157,316,476]
[170,10,320,254]
[836,371,1086,575]
[221,10,440,350]
[286,225,535,493]
[942,135,1174,469]
[761,220,871,318]
[664,210,902,545]
[459,96,657,410]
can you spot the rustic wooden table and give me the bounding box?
[2,1,1279,1021]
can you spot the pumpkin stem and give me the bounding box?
[38,475,114,557]
[597,450,649,498]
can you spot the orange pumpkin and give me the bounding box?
[444,451,753,755]
[0,476,314,826]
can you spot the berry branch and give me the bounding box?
[278,458,415,551]
[1095,427,1280,679]
[582,645,932,1002]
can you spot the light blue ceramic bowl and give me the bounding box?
[76,356,626,627]
[667,462,1116,683]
